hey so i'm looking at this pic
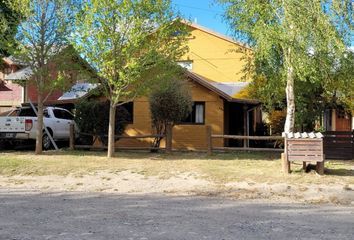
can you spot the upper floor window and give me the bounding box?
[177,61,193,71]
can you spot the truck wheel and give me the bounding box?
[42,133,52,150]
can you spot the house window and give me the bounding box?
[4,67,12,75]
[177,61,193,71]
[180,102,205,124]
[119,102,134,124]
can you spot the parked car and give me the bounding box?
[0,106,75,150]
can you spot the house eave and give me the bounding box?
[185,70,259,105]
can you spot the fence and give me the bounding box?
[323,131,354,160]
[69,124,172,152]
[206,126,284,155]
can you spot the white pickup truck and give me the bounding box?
[0,106,75,150]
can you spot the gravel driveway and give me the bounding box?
[0,191,353,240]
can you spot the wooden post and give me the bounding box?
[165,124,172,154]
[316,161,325,175]
[281,153,290,174]
[69,123,74,151]
[206,125,212,155]
[352,131,354,160]
[243,105,248,148]
[302,162,307,171]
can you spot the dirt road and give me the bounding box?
[0,191,353,240]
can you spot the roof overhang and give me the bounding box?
[185,71,260,105]
[4,66,33,81]
[22,99,78,107]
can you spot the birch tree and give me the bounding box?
[220,0,353,133]
[16,0,77,154]
[72,0,188,157]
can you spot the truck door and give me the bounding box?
[60,109,74,138]
[52,109,74,139]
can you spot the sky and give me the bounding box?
[171,0,354,48]
[171,0,232,36]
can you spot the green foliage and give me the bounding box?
[0,0,28,57]
[72,0,189,105]
[75,100,131,146]
[221,0,354,131]
[323,51,354,110]
[15,0,80,95]
[13,0,86,154]
[249,50,354,131]
[71,0,189,156]
[267,110,286,135]
[149,78,192,149]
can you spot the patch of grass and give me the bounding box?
[0,150,353,186]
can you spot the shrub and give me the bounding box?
[149,79,192,150]
[267,110,286,135]
[75,100,130,146]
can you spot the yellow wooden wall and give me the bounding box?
[116,79,224,150]
[115,23,253,149]
[181,25,251,83]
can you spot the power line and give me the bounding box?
[190,52,236,82]
[174,3,224,14]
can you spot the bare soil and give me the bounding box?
[0,151,353,205]
[0,169,353,205]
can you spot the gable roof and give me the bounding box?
[3,46,99,82]
[185,71,258,104]
[182,20,251,51]
[4,66,33,80]
[58,83,98,100]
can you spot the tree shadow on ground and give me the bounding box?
[38,149,282,161]
[325,168,354,177]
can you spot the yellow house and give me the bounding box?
[117,21,262,150]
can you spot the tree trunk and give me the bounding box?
[284,48,295,133]
[107,102,116,158]
[35,93,44,154]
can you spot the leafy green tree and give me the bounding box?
[72,0,188,157]
[249,49,354,132]
[0,0,29,57]
[149,78,192,150]
[15,0,78,154]
[220,0,353,133]
[75,100,131,146]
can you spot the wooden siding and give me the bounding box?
[116,79,224,150]
[324,131,354,160]
[181,25,251,83]
[0,63,23,112]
